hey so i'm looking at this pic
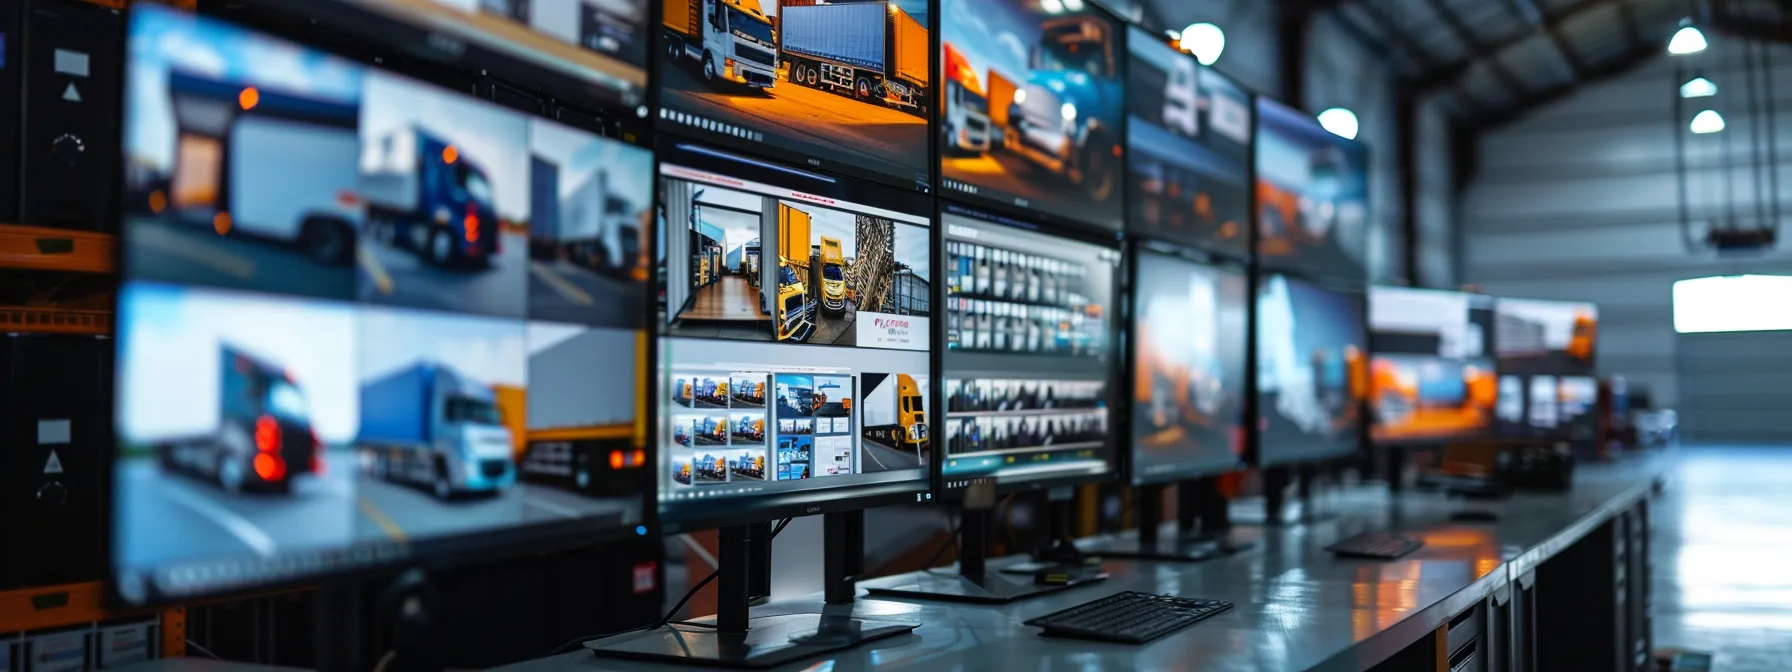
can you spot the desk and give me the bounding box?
[506,458,1664,672]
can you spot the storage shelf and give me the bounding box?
[0,306,112,336]
[0,224,116,274]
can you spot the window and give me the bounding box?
[1673,275,1792,333]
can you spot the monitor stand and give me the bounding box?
[1258,464,1339,526]
[865,492,1107,604]
[1099,479,1255,561]
[587,511,917,669]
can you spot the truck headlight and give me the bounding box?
[1060,102,1077,122]
[1012,88,1027,105]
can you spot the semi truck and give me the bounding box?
[158,345,324,494]
[779,1,929,115]
[940,43,990,155]
[776,203,816,341]
[663,0,779,89]
[819,236,848,313]
[362,126,502,267]
[164,70,360,267]
[528,158,643,280]
[1004,16,1123,200]
[357,362,517,500]
[860,373,927,452]
[499,330,644,494]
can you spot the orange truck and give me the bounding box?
[941,42,990,154]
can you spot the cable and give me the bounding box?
[542,518,794,658]
[184,640,222,661]
[920,509,963,576]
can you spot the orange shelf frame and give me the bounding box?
[0,306,112,336]
[0,224,116,274]
[0,582,122,633]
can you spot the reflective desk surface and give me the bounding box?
[508,457,1665,672]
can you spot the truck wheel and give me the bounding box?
[1077,133,1117,202]
[433,459,455,500]
[855,77,872,100]
[667,38,681,60]
[806,66,818,87]
[217,453,244,494]
[303,218,353,266]
[702,51,718,83]
[429,227,456,267]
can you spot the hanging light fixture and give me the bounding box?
[1317,108,1359,140]
[1690,109,1726,134]
[1181,22,1226,66]
[1680,76,1717,98]
[1668,20,1707,55]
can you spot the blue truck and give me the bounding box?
[1005,15,1124,201]
[361,126,502,267]
[358,362,517,499]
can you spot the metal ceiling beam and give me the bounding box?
[1501,0,1592,79]
[1352,0,1452,69]
[1423,0,1531,97]
[1614,0,1644,48]
[1412,0,1617,91]
[1474,34,1658,129]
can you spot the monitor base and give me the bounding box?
[864,568,1107,605]
[584,613,917,669]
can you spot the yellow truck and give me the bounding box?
[862,373,928,452]
[776,203,816,341]
[819,236,847,313]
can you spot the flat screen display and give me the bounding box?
[1368,287,1497,443]
[1254,97,1369,282]
[1124,26,1251,257]
[1256,273,1367,465]
[939,0,1125,230]
[114,6,652,605]
[655,142,932,529]
[1131,249,1248,483]
[939,206,1119,491]
[1493,297,1598,438]
[655,0,932,191]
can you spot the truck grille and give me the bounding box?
[736,45,775,67]
[1020,87,1063,129]
[480,459,510,479]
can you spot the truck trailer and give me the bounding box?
[361,126,501,267]
[663,0,779,89]
[358,362,517,499]
[860,373,927,452]
[780,1,929,114]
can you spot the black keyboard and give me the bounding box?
[1024,591,1233,644]
[1327,532,1424,560]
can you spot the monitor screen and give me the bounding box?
[114,6,652,605]
[1124,26,1251,257]
[1492,297,1598,438]
[655,142,933,529]
[1368,287,1497,443]
[1131,250,1248,483]
[654,0,932,192]
[1254,97,1369,282]
[939,206,1120,491]
[1255,273,1367,465]
[939,0,1125,231]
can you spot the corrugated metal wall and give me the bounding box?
[1462,39,1792,428]
[1679,331,1792,443]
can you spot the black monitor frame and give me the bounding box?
[932,200,1126,500]
[106,6,660,609]
[652,140,937,534]
[1250,269,1369,470]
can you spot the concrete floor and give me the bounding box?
[1651,445,1792,672]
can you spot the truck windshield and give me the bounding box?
[1041,39,1107,78]
[266,381,309,423]
[459,165,494,205]
[784,294,804,314]
[727,8,775,46]
[823,265,845,281]
[446,396,502,425]
[780,266,800,286]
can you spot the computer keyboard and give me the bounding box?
[1326,532,1424,560]
[1023,591,1233,643]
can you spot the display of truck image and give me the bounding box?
[1004,16,1122,199]
[164,70,361,266]
[528,157,643,280]
[663,0,779,88]
[158,345,324,494]
[941,42,990,154]
[861,373,927,450]
[357,362,517,499]
[776,203,816,341]
[361,126,502,267]
[779,1,929,115]
[819,236,848,313]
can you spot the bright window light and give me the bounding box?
[1690,109,1726,134]
[1680,76,1717,98]
[1181,22,1225,66]
[1673,275,1792,333]
[1317,107,1359,140]
[1669,25,1707,55]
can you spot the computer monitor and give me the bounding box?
[1124,26,1251,258]
[654,0,932,192]
[1254,97,1369,282]
[112,6,653,606]
[1492,297,1599,438]
[1255,273,1368,466]
[654,141,934,532]
[939,0,1126,231]
[938,205,1122,493]
[1368,286,1497,444]
[1130,248,1249,484]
